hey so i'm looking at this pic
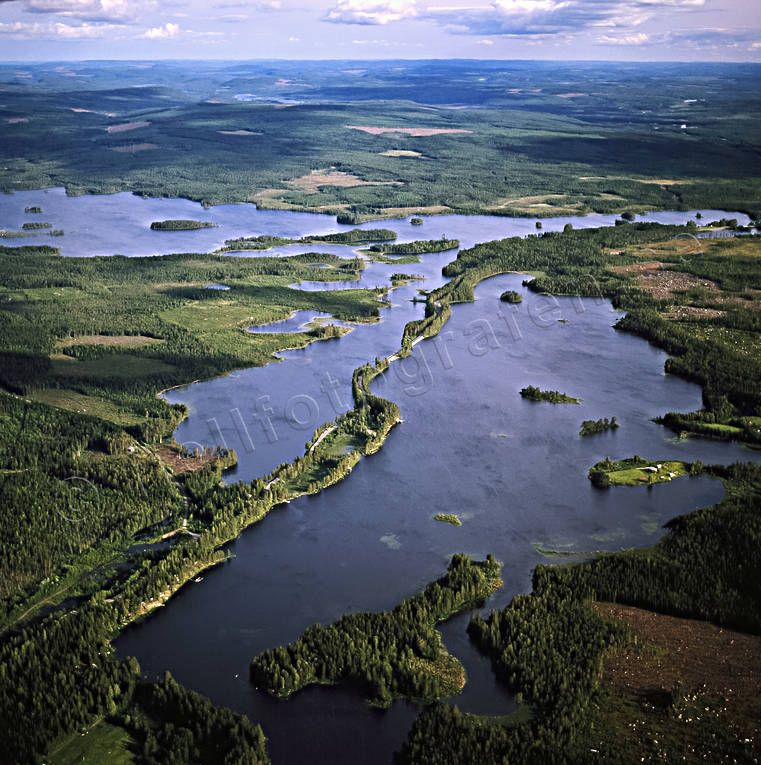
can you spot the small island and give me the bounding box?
[500,290,522,303]
[434,513,462,526]
[579,416,618,436]
[588,456,693,488]
[369,238,458,255]
[410,217,424,225]
[307,228,397,244]
[520,385,580,404]
[390,272,423,286]
[22,221,52,230]
[219,234,294,251]
[24,206,42,213]
[150,219,217,231]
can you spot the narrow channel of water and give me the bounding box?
[117,270,754,765]
[7,187,751,763]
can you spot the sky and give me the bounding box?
[0,0,759,62]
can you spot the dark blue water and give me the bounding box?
[117,272,753,765]
[17,189,751,763]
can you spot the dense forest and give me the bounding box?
[0,247,381,437]
[2,61,760,216]
[2,217,761,764]
[398,461,761,764]
[250,555,502,707]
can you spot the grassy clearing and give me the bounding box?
[55,335,164,350]
[25,389,146,427]
[608,460,688,486]
[46,720,135,765]
[282,429,363,495]
[160,298,289,333]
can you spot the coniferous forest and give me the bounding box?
[1,58,760,765]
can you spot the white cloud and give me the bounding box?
[0,19,121,37]
[322,0,709,35]
[595,27,758,49]
[142,21,180,38]
[20,0,156,23]
[325,0,418,25]
[430,1,707,36]
[212,0,280,8]
[476,37,494,44]
[598,32,650,45]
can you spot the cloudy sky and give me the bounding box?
[0,0,759,61]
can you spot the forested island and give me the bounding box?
[150,219,217,230]
[368,238,459,255]
[499,289,522,303]
[219,228,397,253]
[520,385,580,404]
[308,228,396,244]
[250,555,502,707]
[580,416,618,436]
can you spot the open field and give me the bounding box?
[287,169,403,192]
[609,460,688,485]
[55,334,164,350]
[26,388,147,427]
[595,601,761,750]
[47,721,136,765]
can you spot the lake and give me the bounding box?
[5,188,753,764]
[0,185,749,257]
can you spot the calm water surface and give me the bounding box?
[0,186,750,257]
[119,279,754,765]
[10,189,750,764]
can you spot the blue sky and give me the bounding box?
[0,0,759,61]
